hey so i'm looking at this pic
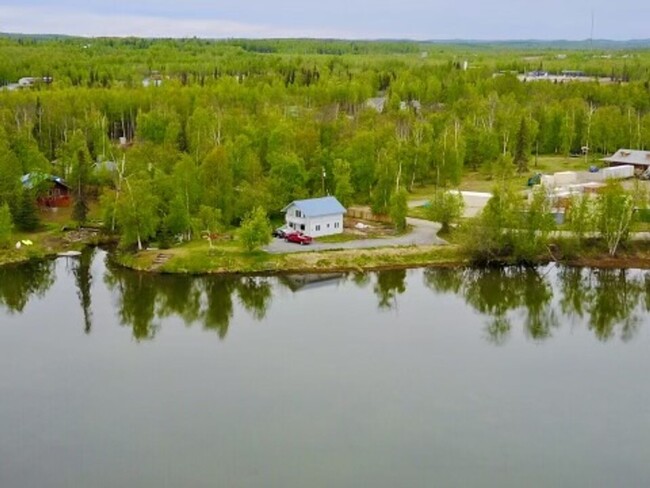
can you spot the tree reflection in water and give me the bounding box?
[424,267,557,344]
[105,264,160,340]
[373,269,407,310]
[7,252,649,344]
[559,267,647,342]
[425,265,650,343]
[237,277,273,321]
[202,277,237,339]
[104,263,274,341]
[0,259,55,314]
[71,247,94,334]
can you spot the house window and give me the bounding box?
[295,210,302,218]
[334,222,340,228]
[300,224,305,231]
[327,223,330,228]
[315,225,321,231]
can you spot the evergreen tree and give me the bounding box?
[71,147,91,225]
[0,203,13,248]
[14,190,40,232]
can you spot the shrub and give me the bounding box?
[239,207,272,252]
[426,190,465,233]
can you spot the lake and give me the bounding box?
[1,249,649,487]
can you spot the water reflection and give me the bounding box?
[425,266,650,343]
[3,250,650,344]
[71,248,94,333]
[374,270,407,309]
[425,267,557,343]
[104,264,275,341]
[237,277,273,320]
[0,259,55,313]
[102,265,407,340]
[558,267,647,342]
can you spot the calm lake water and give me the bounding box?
[1,249,650,487]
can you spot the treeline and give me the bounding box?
[1,38,650,248]
[3,36,650,89]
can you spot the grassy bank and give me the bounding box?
[113,241,465,275]
[0,204,109,267]
[0,227,112,267]
[112,238,650,276]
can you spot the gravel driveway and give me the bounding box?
[264,218,445,254]
[409,191,492,218]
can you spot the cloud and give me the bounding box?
[0,6,369,38]
[0,2,647,40]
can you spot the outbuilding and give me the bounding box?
[603,149,650,171]
[282,196,346,237]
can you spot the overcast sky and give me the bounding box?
[0,1,647,40]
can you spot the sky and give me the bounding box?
[0,0,647,40]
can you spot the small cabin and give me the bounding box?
[282,196,346,238]
[21,173,72,208]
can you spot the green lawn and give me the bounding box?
[407,206,430,220]
[316,233,366,244]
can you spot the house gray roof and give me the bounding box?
[282,196,347,217]
[602,149,650,167]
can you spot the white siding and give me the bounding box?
[305,214,344,237]
[284,204,344,237]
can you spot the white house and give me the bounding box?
[282,196,346,238]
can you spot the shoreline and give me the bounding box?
[109,244,467,276]
[0,229,113,268]
[109,242,650,275]
[7,233,650,275]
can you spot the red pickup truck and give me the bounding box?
[285,232,313,245]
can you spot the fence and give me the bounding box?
[346,206,392,224]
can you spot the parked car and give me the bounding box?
[285,231,313,245]
[272,226,290,238]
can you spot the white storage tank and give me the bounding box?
[541,175,556,188]
[602,165,634,180]
[554,171,578,186]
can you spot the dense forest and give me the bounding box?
[2,36,650,248]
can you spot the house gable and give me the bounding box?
[282,196,346,237]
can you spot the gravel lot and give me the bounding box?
[264,218,445,254]
[409,191,492,218]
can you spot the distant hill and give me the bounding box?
[422,39,650,50]
[1,32,650,50]
[0,32,73,40]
